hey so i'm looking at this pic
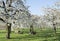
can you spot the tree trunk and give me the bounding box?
[30,25,36,35]
[30,25,34,34]
[53,23,56,34]
[6,23,11,39]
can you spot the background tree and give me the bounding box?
[0,0,31,39]
[43,8,60,34]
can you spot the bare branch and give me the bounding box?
[0,18,5,22]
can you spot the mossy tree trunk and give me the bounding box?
[6,23,11,39]
[30,24,36,35]
[52,15,56,34]
[53,23,56,34]
[30,25,34,34]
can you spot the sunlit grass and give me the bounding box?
[0,28,60,41]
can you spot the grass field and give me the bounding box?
[0,28,60,41]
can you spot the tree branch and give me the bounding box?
[0,18,5,22]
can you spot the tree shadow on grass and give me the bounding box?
[10,32,55,40]
[56,33,60,41]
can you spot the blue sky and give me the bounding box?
[26,0,57,16]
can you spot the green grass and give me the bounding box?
[0,28,60,41]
